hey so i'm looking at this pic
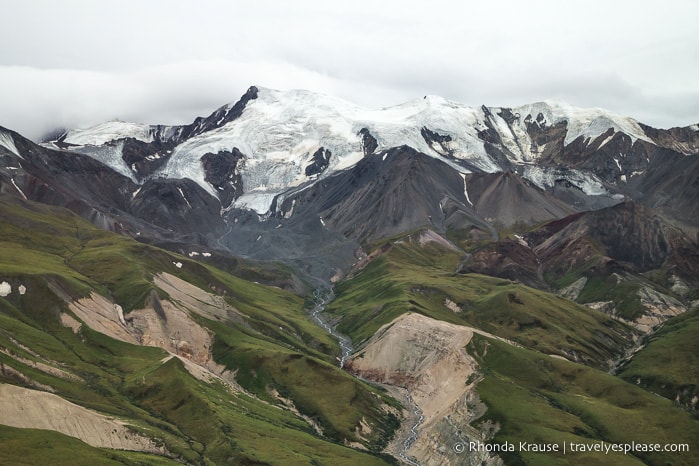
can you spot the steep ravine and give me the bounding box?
[310,288,354,367]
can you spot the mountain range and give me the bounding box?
[0,86,698,465]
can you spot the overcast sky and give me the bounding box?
[1,0,697,140]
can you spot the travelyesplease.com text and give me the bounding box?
[454,440,690,455]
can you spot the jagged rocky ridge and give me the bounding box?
[41,86,698,220]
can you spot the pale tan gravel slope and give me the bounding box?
[0,383,166,453]
[346,312,505,465]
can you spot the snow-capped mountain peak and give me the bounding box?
[44,86,694,215]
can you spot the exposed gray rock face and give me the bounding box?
[130,178,226,235]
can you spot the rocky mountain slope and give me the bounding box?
[460,201,698,335]
[26,86,698,282]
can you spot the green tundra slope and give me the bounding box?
[327,230,699,465]
[468,334,699,465]
[327,232,635,369]
[2,193,697,466]
[617,305,699,416]
[0,194,398,465]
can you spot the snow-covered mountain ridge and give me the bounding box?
[44,86,698,214]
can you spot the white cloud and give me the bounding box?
[0,59,420,140]
[0,0,697,139]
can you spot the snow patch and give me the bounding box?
[63,121,154,146]
[0,281,11,296]
[232,190,278,214]
[10,179,27,200]
[202,252,211,257]
[522,165,609,196]
[460,173,473,206]
[172,262,183,269]
[513,234,529,247]
[597,132,615,148]
[18,284,26,295]
[115,304,126,326]
[283,199,297,219]
[486,109,536,162]
[614,157,622,171]
[0,130,21,158]
[177,187,192,209]
[71,141,137,183]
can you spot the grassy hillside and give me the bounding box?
[3,195,696,465]
[618,306,699,415]
[331,230,699,465]
[0,194,398,464]
[327,232,635,369]
[0,425,181,466]
[468,334,699,465]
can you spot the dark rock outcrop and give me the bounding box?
[201,148,246,207]
[130,178,225,236]
[304,147,332,177]
[421,127,454,157]
[359,128,378,156]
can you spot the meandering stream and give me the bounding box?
[398,391,424,466]
[310,288,354,368]
[309,289,425,465]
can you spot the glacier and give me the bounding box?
[46,86,665,215]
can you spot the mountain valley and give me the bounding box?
[1,86,698,465]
